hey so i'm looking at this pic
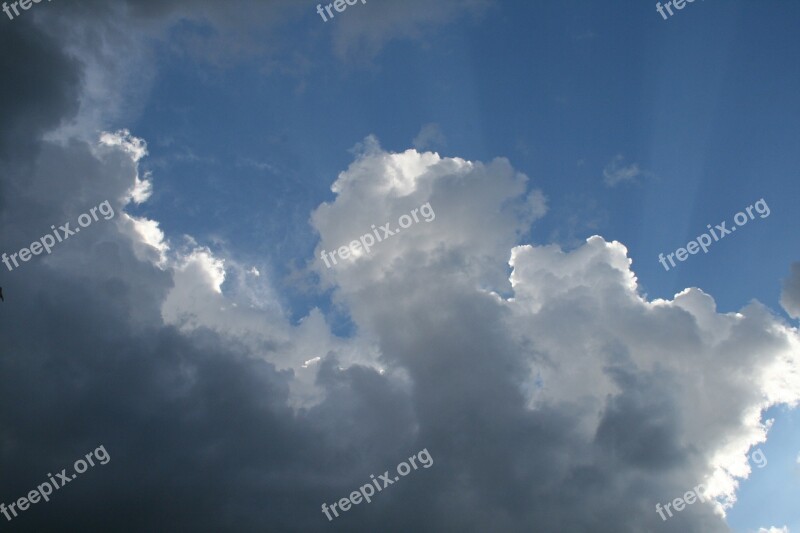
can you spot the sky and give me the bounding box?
[0,0,798,531]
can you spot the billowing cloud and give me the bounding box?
[311,136,547,295]
[3,117,799,530]
[302,136,798,531]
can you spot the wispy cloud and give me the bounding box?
[602,154,652,187]
[412,123,446,151]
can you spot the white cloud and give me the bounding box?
[305,137,799,527]
[312,137,548,301]
[122,214,169,267]
[505,238,799,513]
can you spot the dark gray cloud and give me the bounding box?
[0,19,80,162]
[781,262,800,319]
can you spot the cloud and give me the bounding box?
[303,137,797,530]
[412,123,447,151]
[3,119,799,529]
[0,18,81,162]
[781,262,800,319]
[1,13,799,531]
[37,0,491,77]
[603,154,651,187]
[757,527,790,533]
[327,0,492,60]
[0,0,495,157]
[311,136,546,294]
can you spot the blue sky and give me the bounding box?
[2,0,798,530]
[132,0,800,307]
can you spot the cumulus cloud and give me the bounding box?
[781,262,800,319]
[312,136,547,295]
[3,115,799,530]
[757,527,790,533]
